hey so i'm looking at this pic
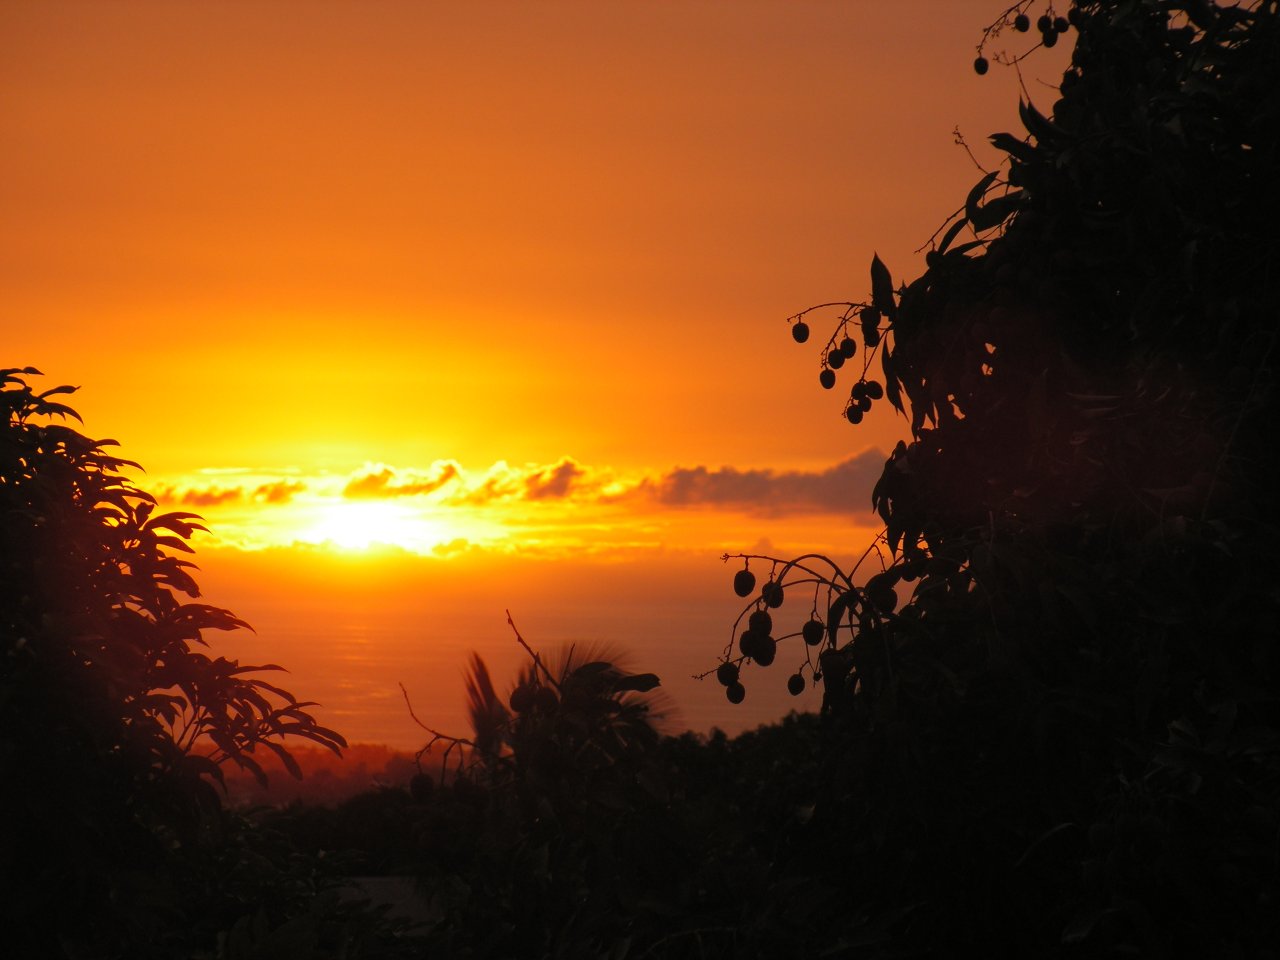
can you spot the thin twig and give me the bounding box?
[400,681,480,778]
[399,682,469,743]
[952,129,991,176]
[915,204,970,254]
[506,609,561,690]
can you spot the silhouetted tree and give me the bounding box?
[0,367,345,955]
[400,625,685,955]
[714,1,1279,953]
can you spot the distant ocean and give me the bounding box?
[200,550,824,752]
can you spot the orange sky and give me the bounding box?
[2,2,1070,749]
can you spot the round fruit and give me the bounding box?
[1036,14,1051,32]
[753,636,777,667]
[857,394,873,413]
[850,380,866,400]
[716,661,739,687]
[864,379,884,400]
[869,585,898,613]
[974,56,989,75]
[1054,16,1069,33]
[1042,28,1058,47]
[748,609,773,636]
[819,368,837,390]
[733,567,756,597]
[845,405,864,425]
[533,685,559,713]
[802,618,825,646]
[761,580,784,608]
[726,681,746,704]
[1013,13,1030,31]
[510,684,535,713]
[839,336,857,359]
[826,350,845,370]
[787,673,806,696]
[739,631,762,660]
[792,321,810,343]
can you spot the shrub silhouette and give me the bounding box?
[0,367,346,955]
[382,4,1278,954]
[715,1,1279,953]
[392,625,844,957]
[399,625,682,954]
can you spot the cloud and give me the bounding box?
[340,453,884,516]
[431,537,474,558]
[254,480,305,504]
[636,450,885,516]
[342,462,460,499]
[450,466,518,505]
[154,478,305,508]
[155,452,886,524]
[524,458,587,500]
[175,485,243,508]
[445,457,599,506]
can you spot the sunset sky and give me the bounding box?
[2,2,1070,749]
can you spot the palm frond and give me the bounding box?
[516,639,677,734]
[464,651,510,759]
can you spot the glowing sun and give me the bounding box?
[298,500,449,553]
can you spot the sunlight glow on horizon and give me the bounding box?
[0,0,1073,747]
[295,500,451,553]
[149,449,887,560]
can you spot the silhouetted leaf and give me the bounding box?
[947,239,985,257]
[964,170,1000,226]
[827,592,855,642]
[989,131,1038,163]
[870,254,895,320]
[259,738,304,780]
[572,661,614,677]
[246,677,299,703]
[181,753,226,786]
[613,672,661,693]
[969,190,1024,231]
[936,217,969,255]
[234,751,268,788]
[1018,98,1067,143]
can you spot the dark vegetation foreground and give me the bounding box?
[3,1,1278,956]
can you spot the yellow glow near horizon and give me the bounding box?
[296,500,450,553]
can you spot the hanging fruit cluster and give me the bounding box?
[974,1,1076,75]
[709,552,902,707]
[788,255,896,428]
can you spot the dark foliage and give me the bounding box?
[267,710,827,959]
[8,1,1279,956]
[717,0,1280,953]
[0,370,412,957]
[407,637,681,955]
[331,3,1279,954]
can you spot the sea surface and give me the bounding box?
[199,548,826,750]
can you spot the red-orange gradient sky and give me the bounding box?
[2,2,1070,749]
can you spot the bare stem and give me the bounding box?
[506,609,561,690]
[399,680,479,773]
